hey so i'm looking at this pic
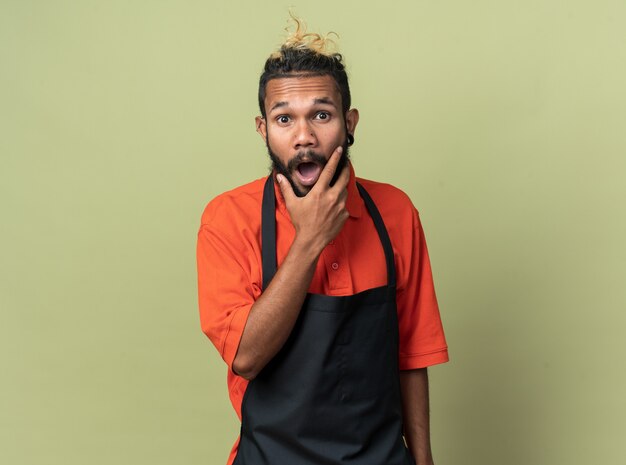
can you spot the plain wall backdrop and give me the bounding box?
[2,1,625,464]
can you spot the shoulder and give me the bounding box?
[355,177,419,219]
[355,177,425,264]
[200,177,267,227]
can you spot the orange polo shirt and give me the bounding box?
[197,164,448,465]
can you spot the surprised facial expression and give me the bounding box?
[256,75,358,196]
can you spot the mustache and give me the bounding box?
[286,151,327,172]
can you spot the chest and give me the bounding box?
[273,214,389,296]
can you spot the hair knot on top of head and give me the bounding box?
[258,14,351,118]
[270,15,340,60]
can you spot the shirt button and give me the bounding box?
[331,262,339,270]
[329,240,335,245]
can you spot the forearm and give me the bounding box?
[233,152,349,380]
[232,236,321,380]
[400,368,434,465]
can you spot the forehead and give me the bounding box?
[264,75,341,111]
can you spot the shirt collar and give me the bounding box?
[273,162,363,219]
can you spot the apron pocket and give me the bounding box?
[338,305,396,400]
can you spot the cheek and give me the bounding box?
[270,138,291,156]
[324,125,347,145]
[268,124,290,142]
[266,131,291,161]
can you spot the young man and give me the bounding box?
[197,20,448,465]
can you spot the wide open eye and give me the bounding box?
[276,115,290,124]
[316,111,330,120]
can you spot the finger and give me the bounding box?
[276,173,295,204]
[337,182,349,202]
[331,163,351,192]
[316,146,343,188]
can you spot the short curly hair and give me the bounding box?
[258,16,351,118]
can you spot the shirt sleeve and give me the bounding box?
[196,203,261,372]
[396,207,449,370]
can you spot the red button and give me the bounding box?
[331,262,339,270]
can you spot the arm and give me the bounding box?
[400,368,434,465]
[233,147,349,380]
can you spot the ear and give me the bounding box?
[345,108,359,136]
[255,116,267,143]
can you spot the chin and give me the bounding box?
[294,184,313,198]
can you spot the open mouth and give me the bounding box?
[294,161,323,186]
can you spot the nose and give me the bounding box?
[293,119,316,149]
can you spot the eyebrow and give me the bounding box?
[313,97,337,108]
[270,101,288,112]
[269,97,338,113]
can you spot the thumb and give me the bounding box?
[276,174,295,204]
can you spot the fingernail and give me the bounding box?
[337,147,343,154]
[276,174,283,183]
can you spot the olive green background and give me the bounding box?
[2,1,625,464]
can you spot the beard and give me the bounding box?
[266,139,350,198]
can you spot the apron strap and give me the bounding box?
[261,176,397,290]
[261,175,277,291]
[356,182,397,288]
